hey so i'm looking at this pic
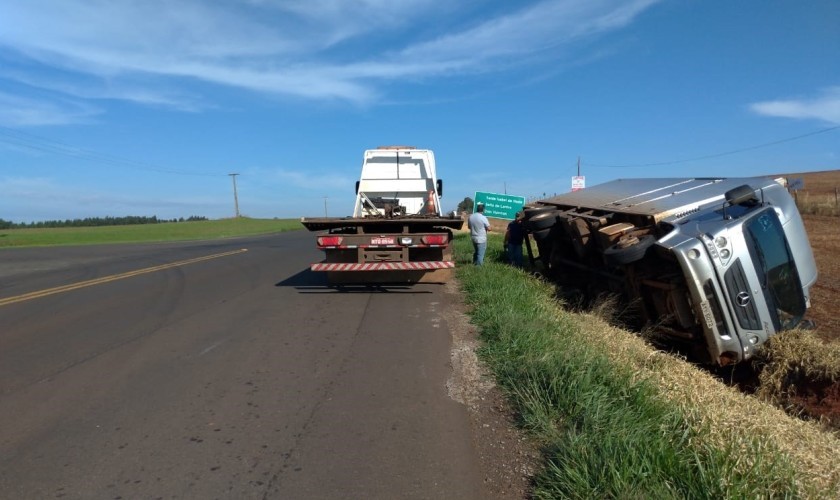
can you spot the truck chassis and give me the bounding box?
[301,215,463,284]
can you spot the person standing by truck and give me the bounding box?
[468,203,491,265]
[504,211,526,267]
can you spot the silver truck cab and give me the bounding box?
[528,177,817,365]
[657,179,817,363]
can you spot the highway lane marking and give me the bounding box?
[198,340,225,357]
[0,248,248,307]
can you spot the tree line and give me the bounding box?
[0,215,208,229]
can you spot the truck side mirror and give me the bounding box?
[355,181,360,194]
[725,185,758,206]
[437,179,443,197]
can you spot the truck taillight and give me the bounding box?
[317,236,343,247]
[422,235,448,245]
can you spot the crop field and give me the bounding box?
[801,212,840,344]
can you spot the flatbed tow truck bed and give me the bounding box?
[300,216,464,232]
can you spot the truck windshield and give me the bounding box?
[743,210,806,330]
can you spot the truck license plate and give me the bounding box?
[370,237,395,245]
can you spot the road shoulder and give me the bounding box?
[443,279,540,499]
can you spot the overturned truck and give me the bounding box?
[523,177,817,365]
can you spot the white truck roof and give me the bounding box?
[539,177,782,222]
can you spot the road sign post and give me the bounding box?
[474,192,525,220]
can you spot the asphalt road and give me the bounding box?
[0,231,486,499]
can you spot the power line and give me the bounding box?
[0,126,226,177]
[582,124,840,168]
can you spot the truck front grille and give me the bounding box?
[724,259,761,331]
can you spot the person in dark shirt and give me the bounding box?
[504,211,526,267]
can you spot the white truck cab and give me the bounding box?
[354,147,443,218]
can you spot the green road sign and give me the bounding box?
[474,192,525,220]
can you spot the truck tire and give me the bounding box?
[523,205,557,220]
[531,227,553,243]
[603,235,655,266]
[525,210,562,232]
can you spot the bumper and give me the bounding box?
[311,261,455,272]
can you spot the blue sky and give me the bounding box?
[1,0,838,223]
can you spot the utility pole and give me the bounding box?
[577,156,581,176]
[229,173,240,218]
[324,196,329,217]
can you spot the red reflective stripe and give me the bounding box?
[310,262,455,272]
[321,244,445,249]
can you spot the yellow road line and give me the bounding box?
[0,248,248,307]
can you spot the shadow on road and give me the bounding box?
[275,269,432,294]
[275,268,327,287]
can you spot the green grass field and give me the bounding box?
[453,233,839,498]
[0,217,303,248]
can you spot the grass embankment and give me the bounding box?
[0,217,303,248]
[454,233,840,498]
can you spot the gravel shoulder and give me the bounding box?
[443,279,540,499]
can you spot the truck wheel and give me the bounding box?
[603,235,655,266]
[523,205,557,220]
[525,210,562,232]
[531,227,553,242]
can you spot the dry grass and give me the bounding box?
[757,330,840,389]
[779,170,840,216]
[753,330,840,425]
[795,193,840,217]
[572,310,840,495]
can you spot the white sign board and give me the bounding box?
[571,176,585,192]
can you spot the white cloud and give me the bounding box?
[0,91,100,126]
[750,87,840,124]
[3,69,208,113]
[0,0,659,109]
[398,0,659,72]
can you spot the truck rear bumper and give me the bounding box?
[311,261,455,272]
